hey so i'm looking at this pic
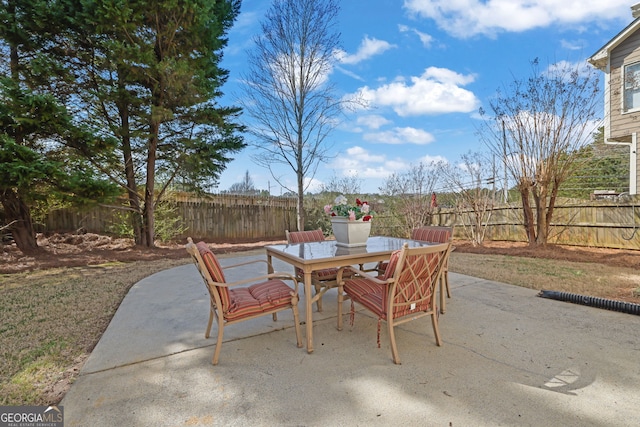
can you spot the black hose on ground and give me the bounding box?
[537,290,640,316]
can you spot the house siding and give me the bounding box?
[590,15,640,195]
[610,29,640,141]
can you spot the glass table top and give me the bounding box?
[266,235,434,260]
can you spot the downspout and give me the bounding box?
[538,290,640,315]
[632,133,637,195]
[604,133,636,196]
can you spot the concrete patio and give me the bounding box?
[60,250,640,426]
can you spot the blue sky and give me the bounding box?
[216,0,635,195]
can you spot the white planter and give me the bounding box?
[330,217,372,247]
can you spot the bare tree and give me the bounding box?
[321,175,362,195]
[441,152,494,246]
[228,170,258,194]
[380,162,443,237]
[479,59,600,246]
[241,0,348,231]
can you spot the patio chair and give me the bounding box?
[377,225,454,313]
[285,228,353,312]
[185,237,302,365]
[411,226,454,313]
[337,242,451,364]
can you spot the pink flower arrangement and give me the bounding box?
[324,195,374,221]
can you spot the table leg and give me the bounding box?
[266,253,274,273]
[304,271,314,353]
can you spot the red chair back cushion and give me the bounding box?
[287,229,325,243]
[196,242,231,309]
[411,226,451,243]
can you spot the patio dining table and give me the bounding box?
[265,236,435,354]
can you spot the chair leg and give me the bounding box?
[440,277,446,314]
[205,307,214,339]
[212,320,224,365]
[445,269,451,298]
[388,319,401,364]
[291,293,303,348]
[337,286,344,331]
[315,282,323,312]
[431,312,442,346]
[440,270,451,314]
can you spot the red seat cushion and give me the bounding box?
[343,277,386,319]
[294,266,353,282]
[226,279,294,320]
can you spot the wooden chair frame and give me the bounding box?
[337,242,452,364]
[186,237,302,365]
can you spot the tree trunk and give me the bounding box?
[118,96,144,244]
[4,42,39,253]
[142,121,159,247]
[534,190,548,246]
[1,189,40,254]
[123,137,143,244]
[519,185,537,246]
[296,171,304,231]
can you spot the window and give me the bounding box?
[623,62,640,112]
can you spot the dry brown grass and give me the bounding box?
[0,258,190,406]
[449,252,640,303]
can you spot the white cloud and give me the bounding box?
[364,127,435,145]
[328,146,455,188]
[304,176,324,193]
[356,115,392,130]
[337,36,397,65]
[403,0,631,38]
[331,146,405,180]
[399,24,434,48]
[560,39,585,51]
[345,146,386,163]
[335,65,365,81]
[353,66,479,116]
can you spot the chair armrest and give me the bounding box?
[337,265,358,283]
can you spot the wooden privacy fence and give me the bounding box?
[178,196,297,241]
[42,196,640,250]
[432,200,640,250]
[42,195,298,242]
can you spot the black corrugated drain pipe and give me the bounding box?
[538,290,640,316]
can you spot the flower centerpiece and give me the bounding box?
[324,195,374,221]
[324,195,375,247]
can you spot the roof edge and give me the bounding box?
[588,18,640,68]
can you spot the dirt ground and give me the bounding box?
[1,232,639,274]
